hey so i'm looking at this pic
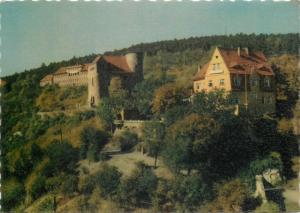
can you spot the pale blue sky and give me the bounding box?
[0,1,298,76]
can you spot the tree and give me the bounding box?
[210,179,251,213]
[132,77,172,118]
[80,127,109,161]
[109,76,131,120]
[152,83,189,116]
[163,113,218,174]
[45,140,79,175]
[97,98,116,132]
[191,89,235,121]
[118,130,138,152]
[142,121,165,168]
[170,175,211,212]
[94,165,122,199]
[117,162,158,208]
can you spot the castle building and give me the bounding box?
[193,47,275,114]
[40,52,143,107]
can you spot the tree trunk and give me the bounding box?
[154,153,158,169]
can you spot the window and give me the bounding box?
[264,77,271,87]
[216,55,218,59]
[196,83,200,90]
[234,98,240,104]
[92,77,94,86]
[220,79,225,86]
[251,79,258,87]
[262,97,266,104]
[233,75,241,87]
[208,80,213,87]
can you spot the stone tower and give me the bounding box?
[87,52,143,108]
[87,60,101,107]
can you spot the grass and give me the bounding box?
[36,116,105,148]
[78,151,173,180]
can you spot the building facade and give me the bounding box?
[40,52,143,107]
[193,47,275,114]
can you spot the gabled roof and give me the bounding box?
[93,55,133,73]
[193,47,274,81]
[218,47,274,76]
[193,63,209,81]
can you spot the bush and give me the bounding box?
[239,152,283,190]
[117,162,157,208]
[37,196,54,212]
[80,127,109,160]
[45,176,64,192]
[169,175,212,212]
[81,175,96,196]
[94,165,122,199]
[26,173,47,201]
[118,130,138,152]
[210,179,251,213]
[61,175,79,197]
[2,178,25,212]
[45,140,79,175]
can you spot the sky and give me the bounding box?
[0,1,299,76]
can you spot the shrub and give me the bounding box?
[80,127,109,160]
[2,178,25,212]
[61,175,79,197]
[26,173,47,201]
[45,140,79,175]
[210,179,251,213]
[169,175,212,212]
[94,165,122,199]
[45,176,64,192]
[81,175,96,196]
[37,196,54,212]
[118,130,138,152]
[117,162,157,208]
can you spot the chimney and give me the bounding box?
[244,47,249,56]
[198,64,201,72]
[237,47,241,57]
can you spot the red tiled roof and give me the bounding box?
[104,56,132,72]
[93,55,132,73]
[218,47,274,76]
[193,63,209,81]
[193,47,274,81]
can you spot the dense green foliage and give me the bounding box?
[108,33,299,56]
[80,127,109,161]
